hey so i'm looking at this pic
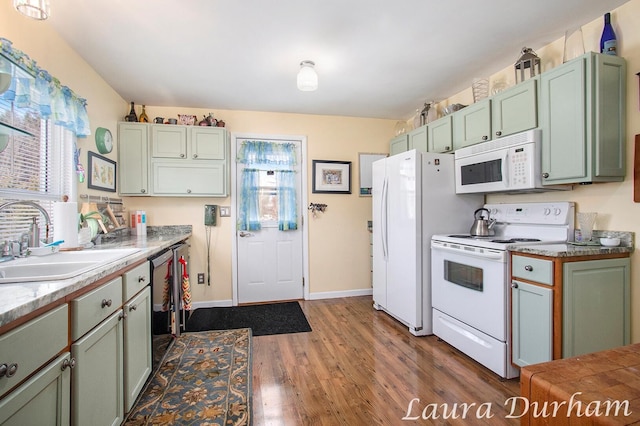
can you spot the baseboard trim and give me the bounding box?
[154,290,372,311]
[308,288,373,300]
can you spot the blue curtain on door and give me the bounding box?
[237,141,298,231]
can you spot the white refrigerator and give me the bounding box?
[372,150,482,336]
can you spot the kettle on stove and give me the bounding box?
[470,208,497,237]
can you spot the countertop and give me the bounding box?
[509,230,634,257]
[0,225,192,329]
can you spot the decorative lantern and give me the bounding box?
[514,47,541,84]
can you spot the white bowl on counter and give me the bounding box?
[600,237,620,247]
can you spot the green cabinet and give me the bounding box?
[511,280,552,367]
[123,287,152,412]
[190,127,227,160]
[71,309,124,426]
[452,98,491,149]
[511,253,631,367]
[491,78,537,139]
[428,115,453,153]
[151,125,187,158]
[539,52,626,184]
[563,257,630,357]
[389,134,408,155]
[0,353,71,426]
[118,123,149,195]
[407,125,428,152]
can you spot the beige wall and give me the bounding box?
[3,0,640,339]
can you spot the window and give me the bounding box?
[0,97,75,243]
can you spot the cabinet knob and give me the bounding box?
[524,265,533,272]
[495,131,502,137]
[5,363,18,378]
[138,276,146,283]
[129,304,138,312]
[0,363,6,377]
[511,282,519,289]
[482,135,489,141]
[141,189,146,194]
[101,298,112,308]
[61,358,76,371]
[193,154,198,159]
[180,153,185,158]
[445,146,451,151]
[542,173,549,179]
[187,189,192,194]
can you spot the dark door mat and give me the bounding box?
[185,301,312,336]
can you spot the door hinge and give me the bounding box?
[302,277,305,287]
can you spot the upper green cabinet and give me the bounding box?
[118,123,149,196]
[452,98,491,149]
[428,115,453,153]
[539,52,626,184]
[407,125,428,152]
[389,134,408,156]
[491,78,537,138]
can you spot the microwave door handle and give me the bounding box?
[502,150,509,188]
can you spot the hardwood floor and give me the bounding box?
[251,296,521,425]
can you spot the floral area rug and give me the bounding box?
[125,328,252,425]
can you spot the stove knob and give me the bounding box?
[554,208,562,215]
[543,208,551,216]
[490,208,498,216]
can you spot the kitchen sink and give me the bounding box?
[0,248,141,284]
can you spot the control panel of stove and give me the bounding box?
[485,202,575,225]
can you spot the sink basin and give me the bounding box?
[0,248,141,284]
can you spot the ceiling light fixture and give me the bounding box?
[297,60,318,91]
[13,0,50,20]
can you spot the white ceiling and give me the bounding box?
[48,0,629,120]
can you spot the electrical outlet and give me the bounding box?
[219,206,230,217]
[197,273,205,284]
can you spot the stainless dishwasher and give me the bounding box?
[149,241,190,371]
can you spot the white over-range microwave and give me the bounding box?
[454,129,570,194]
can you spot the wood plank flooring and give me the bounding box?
[251,296,521,425]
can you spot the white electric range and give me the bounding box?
[430,202,575,379]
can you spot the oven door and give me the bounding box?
[431,240,508,341]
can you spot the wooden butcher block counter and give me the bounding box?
[520,343,640,425]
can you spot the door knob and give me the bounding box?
[239,231,254,237]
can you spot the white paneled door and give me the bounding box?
[235,137,304,304]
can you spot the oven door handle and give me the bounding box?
[431,245,504,261]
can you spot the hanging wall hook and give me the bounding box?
[308,203,327,217]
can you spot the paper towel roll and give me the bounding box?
[53,201,79,249]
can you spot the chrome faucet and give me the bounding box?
[0,200,51,261]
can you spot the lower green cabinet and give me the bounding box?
[71,310,124,426]
[563,258,630,357]
[511,280,552,367]
[123,287,152,412]
[0,353,71,426]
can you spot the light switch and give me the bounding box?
[219,206,231,217]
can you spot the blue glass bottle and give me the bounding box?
[600,13,617,55]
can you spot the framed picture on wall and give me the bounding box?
[312,160,351,194]
[88,151,117,192]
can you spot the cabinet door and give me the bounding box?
[428,115,453,153]
[118,123,149,195]
[0,353,71,426]
[407,125,428,152]
[491,78,537,138]
[151,125,187,159]
[152,161,227,196]
[71,310,124,426]
[190,127,227,160]
[389,134,408,155]
[511,280,552,367]
[563,258,630,358]
[453,99,491,149]
[123,287,152,412]
[539,57,586,183]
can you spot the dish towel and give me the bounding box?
[180,256,192,311]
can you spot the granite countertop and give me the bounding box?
[508,230,635,257]
[0,225,192,328]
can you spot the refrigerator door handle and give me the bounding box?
[381,176,389,261]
